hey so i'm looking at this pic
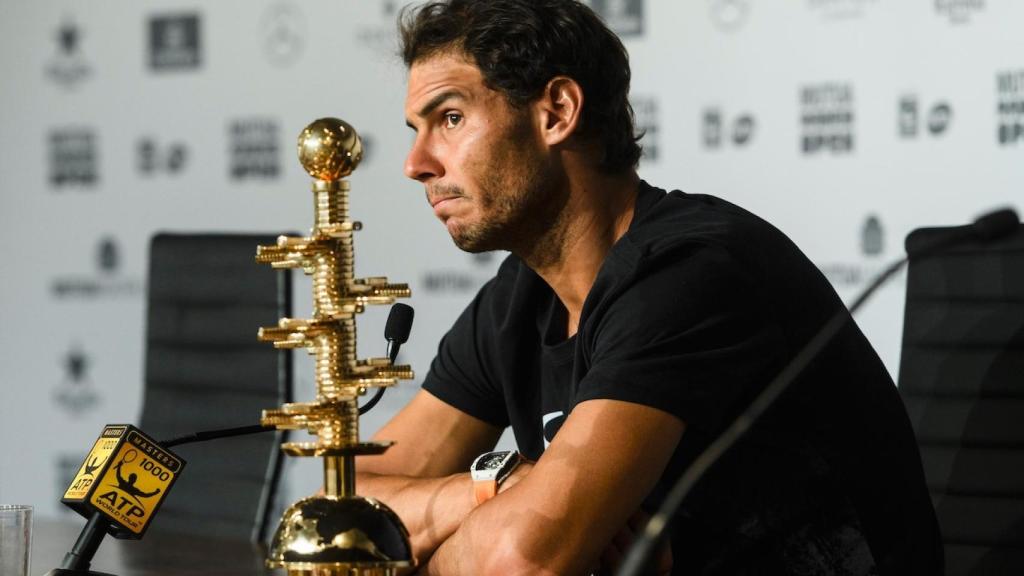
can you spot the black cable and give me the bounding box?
[359,388,387,415]
[160,424,274,448]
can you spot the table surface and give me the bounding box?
[30,519,278,576]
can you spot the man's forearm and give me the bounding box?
[422,519,478,576]
[420,496,555,576]
[355,470,475,562]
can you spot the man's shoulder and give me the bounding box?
[628,181,792,261]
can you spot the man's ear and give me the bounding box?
[535,76,583,147]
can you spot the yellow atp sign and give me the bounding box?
[62,425,185,539]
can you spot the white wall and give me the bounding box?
[0,0,1020,517]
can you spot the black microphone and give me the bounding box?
[617,207,1020,576]
[385,302,415,363]
[359,303,415,415]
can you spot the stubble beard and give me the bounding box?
[447,117,568,262]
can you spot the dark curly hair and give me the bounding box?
[399,0,642,173]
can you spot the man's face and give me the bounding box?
[404,53,559,253]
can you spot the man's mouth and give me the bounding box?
[426,184,465,208]
[429,195,460,208]
[431,196,465,220]
[427,186,467,218]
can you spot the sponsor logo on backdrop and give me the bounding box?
[49,129,98,188]
[98,237,119,273]
[590,0,644,37]
[137,138,188,176]
[422,252,501,294]
[899,96,953,138]
[935,0,985,24]
[808,0,877,20]
[819,214,889,288]
[54,344,100,415]
[149,13,201,71]
[632,96,659,161]
[709,0,750,32]
[262,3,305,66]
[703,108,756,149]
[800,83,854,155]
[229,119,280,180]
[861,214,884,256]
[47,18,91,88]
[357,0,400,55]
[703,110,722,148]
[997,70,1024,146]
[51,236,143,299]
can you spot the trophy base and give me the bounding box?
[43,565,118,569]
[267,496,414,573]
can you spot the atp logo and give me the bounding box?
[110,450,165,503]
[83,455,105,477]
[93,449,165,522]
[89,433,181,534]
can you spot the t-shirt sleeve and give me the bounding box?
[421,278,511,428]
[577,244,788,435]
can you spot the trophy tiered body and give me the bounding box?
[257,118,414,575]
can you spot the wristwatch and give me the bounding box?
[470,450,523,505]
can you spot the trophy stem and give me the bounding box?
[313,180,350,231]
[324,455,356,498]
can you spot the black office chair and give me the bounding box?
[139,233,292,543]
[898,223,1024,575]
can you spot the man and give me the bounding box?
[356,1,943,574]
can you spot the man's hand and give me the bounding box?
[594,509,673,576]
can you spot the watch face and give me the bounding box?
[471,451,521,485]
[478,452,509,470]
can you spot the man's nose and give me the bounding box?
[404,136,443,182]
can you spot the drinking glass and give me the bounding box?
[0,504,33,576]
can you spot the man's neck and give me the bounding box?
[516,171,640,338]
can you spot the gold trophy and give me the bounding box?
[257,118,415,575]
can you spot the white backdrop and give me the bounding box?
[0,0,1020,518]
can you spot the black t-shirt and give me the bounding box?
[423,182,942,575]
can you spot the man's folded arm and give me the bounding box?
[423,398,685,576]
[355,389,504,562]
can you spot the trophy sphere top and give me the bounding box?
[297,118,363,181]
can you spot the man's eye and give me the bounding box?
[444,113,463,128]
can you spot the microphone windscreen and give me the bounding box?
[973,208,1020,242]
[385,303,415,344]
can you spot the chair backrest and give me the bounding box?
[899,223,1024,576]
[139,233,291,544]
